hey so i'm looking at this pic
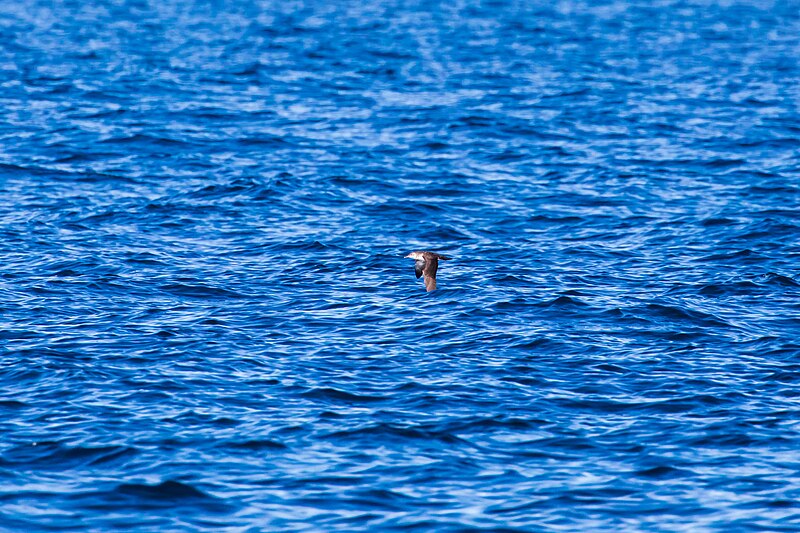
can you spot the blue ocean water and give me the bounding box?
[2,0,800,530]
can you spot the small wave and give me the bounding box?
[540,295,590,307]
[226,439,288,451]
[101,480,233,513]
[644,303,733,328]
[1,442,137,469]
[634,465,690,479]
[761,272,799,287]
[236,135,291,147]
[697,280,760,296]
[159,283,246,299]
[323,423,471,446]
[124,251,167,266]
[98,134,195,147]
[300,387,390,404]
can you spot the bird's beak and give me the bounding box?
[404,253,412,258]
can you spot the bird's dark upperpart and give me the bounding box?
[404,251,451,292]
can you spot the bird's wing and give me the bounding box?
[422,255,439,278]
[424,275,437,291]
[414,259,425,279]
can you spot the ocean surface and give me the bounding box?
[2,0,800,530]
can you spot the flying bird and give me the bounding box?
[405,251,451,292]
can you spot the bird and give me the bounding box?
[405,251,451,292]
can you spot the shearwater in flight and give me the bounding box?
[405,251,451,292]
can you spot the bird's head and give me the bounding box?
[405,251,424,260]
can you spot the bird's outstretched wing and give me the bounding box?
[424,275,437,291]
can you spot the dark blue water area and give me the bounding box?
[1,0,800,530]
